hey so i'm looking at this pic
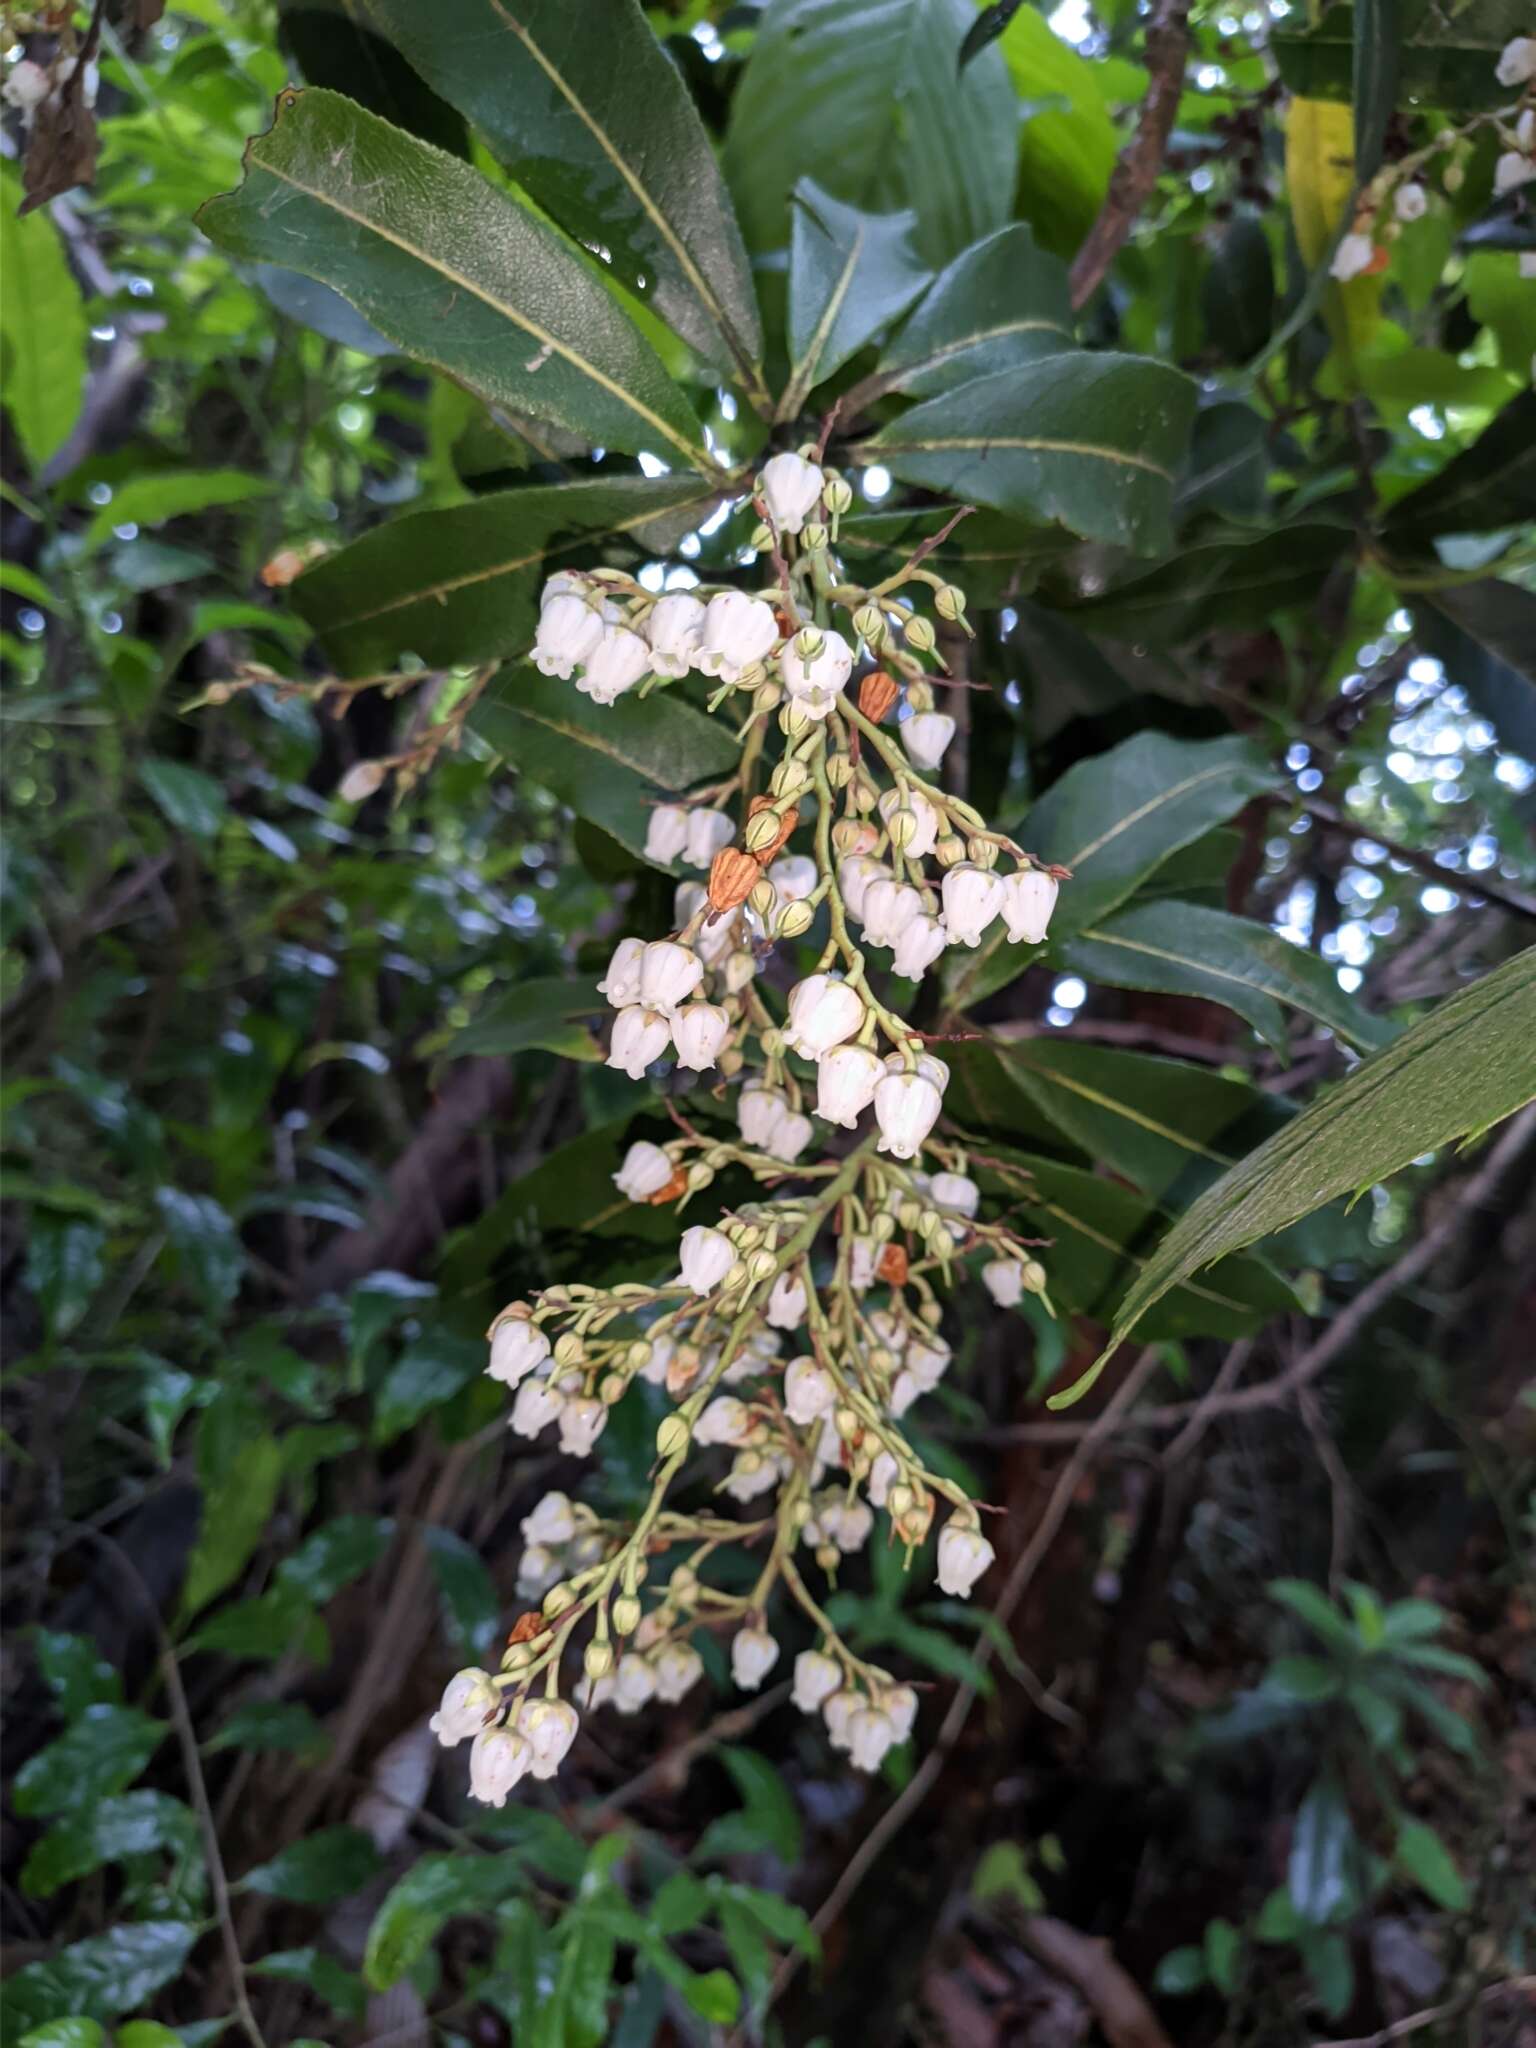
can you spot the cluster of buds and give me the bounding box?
[432,442,1070,1808]
[1332,37,1536,282]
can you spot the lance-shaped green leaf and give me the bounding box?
[359,0,764,385]
[1060,523,1348,645]
[294,475,716,676]
[1382,389,1536,546]
[1061,900,1394,1057]
[964,1146,1295,1340]
[877,223,1075,400]
[782,182,931,416]
[860,353,1197,555]
[198,90,713,470]
[469,667,738,859]
[1057,946,1536,1403]
[724,0,1018,267]
[0,167,87,471]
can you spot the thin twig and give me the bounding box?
[1068,0,1193,307]
[1309,1976,1536,2047]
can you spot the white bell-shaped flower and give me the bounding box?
[982,1258,1024,1307]
[941,863,1005,947]
[937,1520,996,1598]
[723,946,756,991]
[766,1271,808,1330]
[520,1490,578,1547]
[613,1140,674,1202]
[533,591,603,678]
[784,973,864,1057]
[488,1314,550,1387]
[645,591,706,678]
[768,853,818,902]
[644,804,690,865]
[784,1354,835,1425]
[849,1705,897,1773]
[877,786,938,860]
[613,1652,656,1714]
[906,1332,952,1391]
[639,938,703,1012]
[765,1107,815,1164]
[816,1043,883,1129]
[1,58,52,112]
[654,1642,704,1703]
[838,855,889,921]
[607,1005,671,1080]
[597,936,645,1008]
[468,1725,531,1807]
[902,711,956,771]
[1496,34,1536,84]
[823,1688,859,1750]
[889,1368,922,1416]
[874,1068,944,1160]
[558,1397,607,1458]
[1330,231,1376,281]
[930,1171,979,1218]
[1494,149,1535,195]
[697,591,779,680]
[510,1375,562,1440]
[517,1543,561,1600]
[679,1224,736,1295]
[576,623,650,704]
[738,1083,789,1151]
[684,807,735,868]
[883,1685,918,1743]
[429,1668,496,1747]
[1002,869,1059,945]
[695,1394,754,1446]
[724,1450,782,1501]
[849,1236,878,1291]
[759,450,824,534]
[867,1450,899,1507]
[1393,181,1428,222]
[521,1698,579,1780]
[892,913,947,981]
[671,1001,730,1071]
[777,628,853,720]
[861,877,924,950]
[731,1625,780,1691]
[792,1649,842,1713]
[823,1498,873,1553]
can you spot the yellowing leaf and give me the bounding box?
[1285,97,1380,376]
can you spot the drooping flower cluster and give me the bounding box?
[433,445,1066,1805]
[1332,39,1536,282]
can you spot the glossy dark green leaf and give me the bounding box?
[295,475,716,678]
[425,1525,501,1660]
[879,223,1074,399]
[1273,0,1526,112]
[783,181,930,410]
[360,0,763,382]
[1353,0,1399,180]
[13,1707,167,1821]
[251,1946,366,2019]
[1062,524,1346,644]
[136,759,230,844]
[207,1700,328,1757]
[21,1792,199,1900]
[24,1216,105,1340]
[33,1632,121,1716]
[179,1435,284,1621]
[3,1924,198,2037]
[1383,389,1536,545]
[185,1586,326,1663]
[279,0,469,156]
[16,2022,106,2048]
[1289,1774,1358,1925]
[276,1513,393,1604]
[469,666,738,859]
[1072,948,1536,1383]
[1414,579,1536,772]
[970,1149,1296,1341]
[373,1330,484,1444]
[153,1187,244,1317]
[862,354,1198,555]
[364,1852,528,1990]
[724,0,1018,266]
[198,91,713,469]
[1177,400,1268,520]
[1061,900,1392,1056]
[243,1825,383,1904]
[446,977,603,1062]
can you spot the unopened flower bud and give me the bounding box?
[339,759,388,803]
[687,1161,715,1192]
[853,602,886,646]
[543,1580,575,1614]
[553,1332,585,1367]
[670,1563,697,1597]
[771,757,810,798]
[934,583,967,621]
[904,614,936,653]
[834,1404,860,1441]
[748,878,777,920]
[719,1045,745,1077]
[776,899,814,940]
[906,679,936,715]
[888,1482,914,1518]
[780,701,811,738]
[816,1543,840,1573]
[826,753,855,791]
[750,521,773,550]
[753,680,782,712]
[967,836,999,870]
[626,1340,652,1370]
[824,477,854,516]
[886,805,919,851]
[801,521,829,552]
[743,808,780,855]
[858,668,900,723]
[612,1593,642,1636]
[584,1639,614,1680]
